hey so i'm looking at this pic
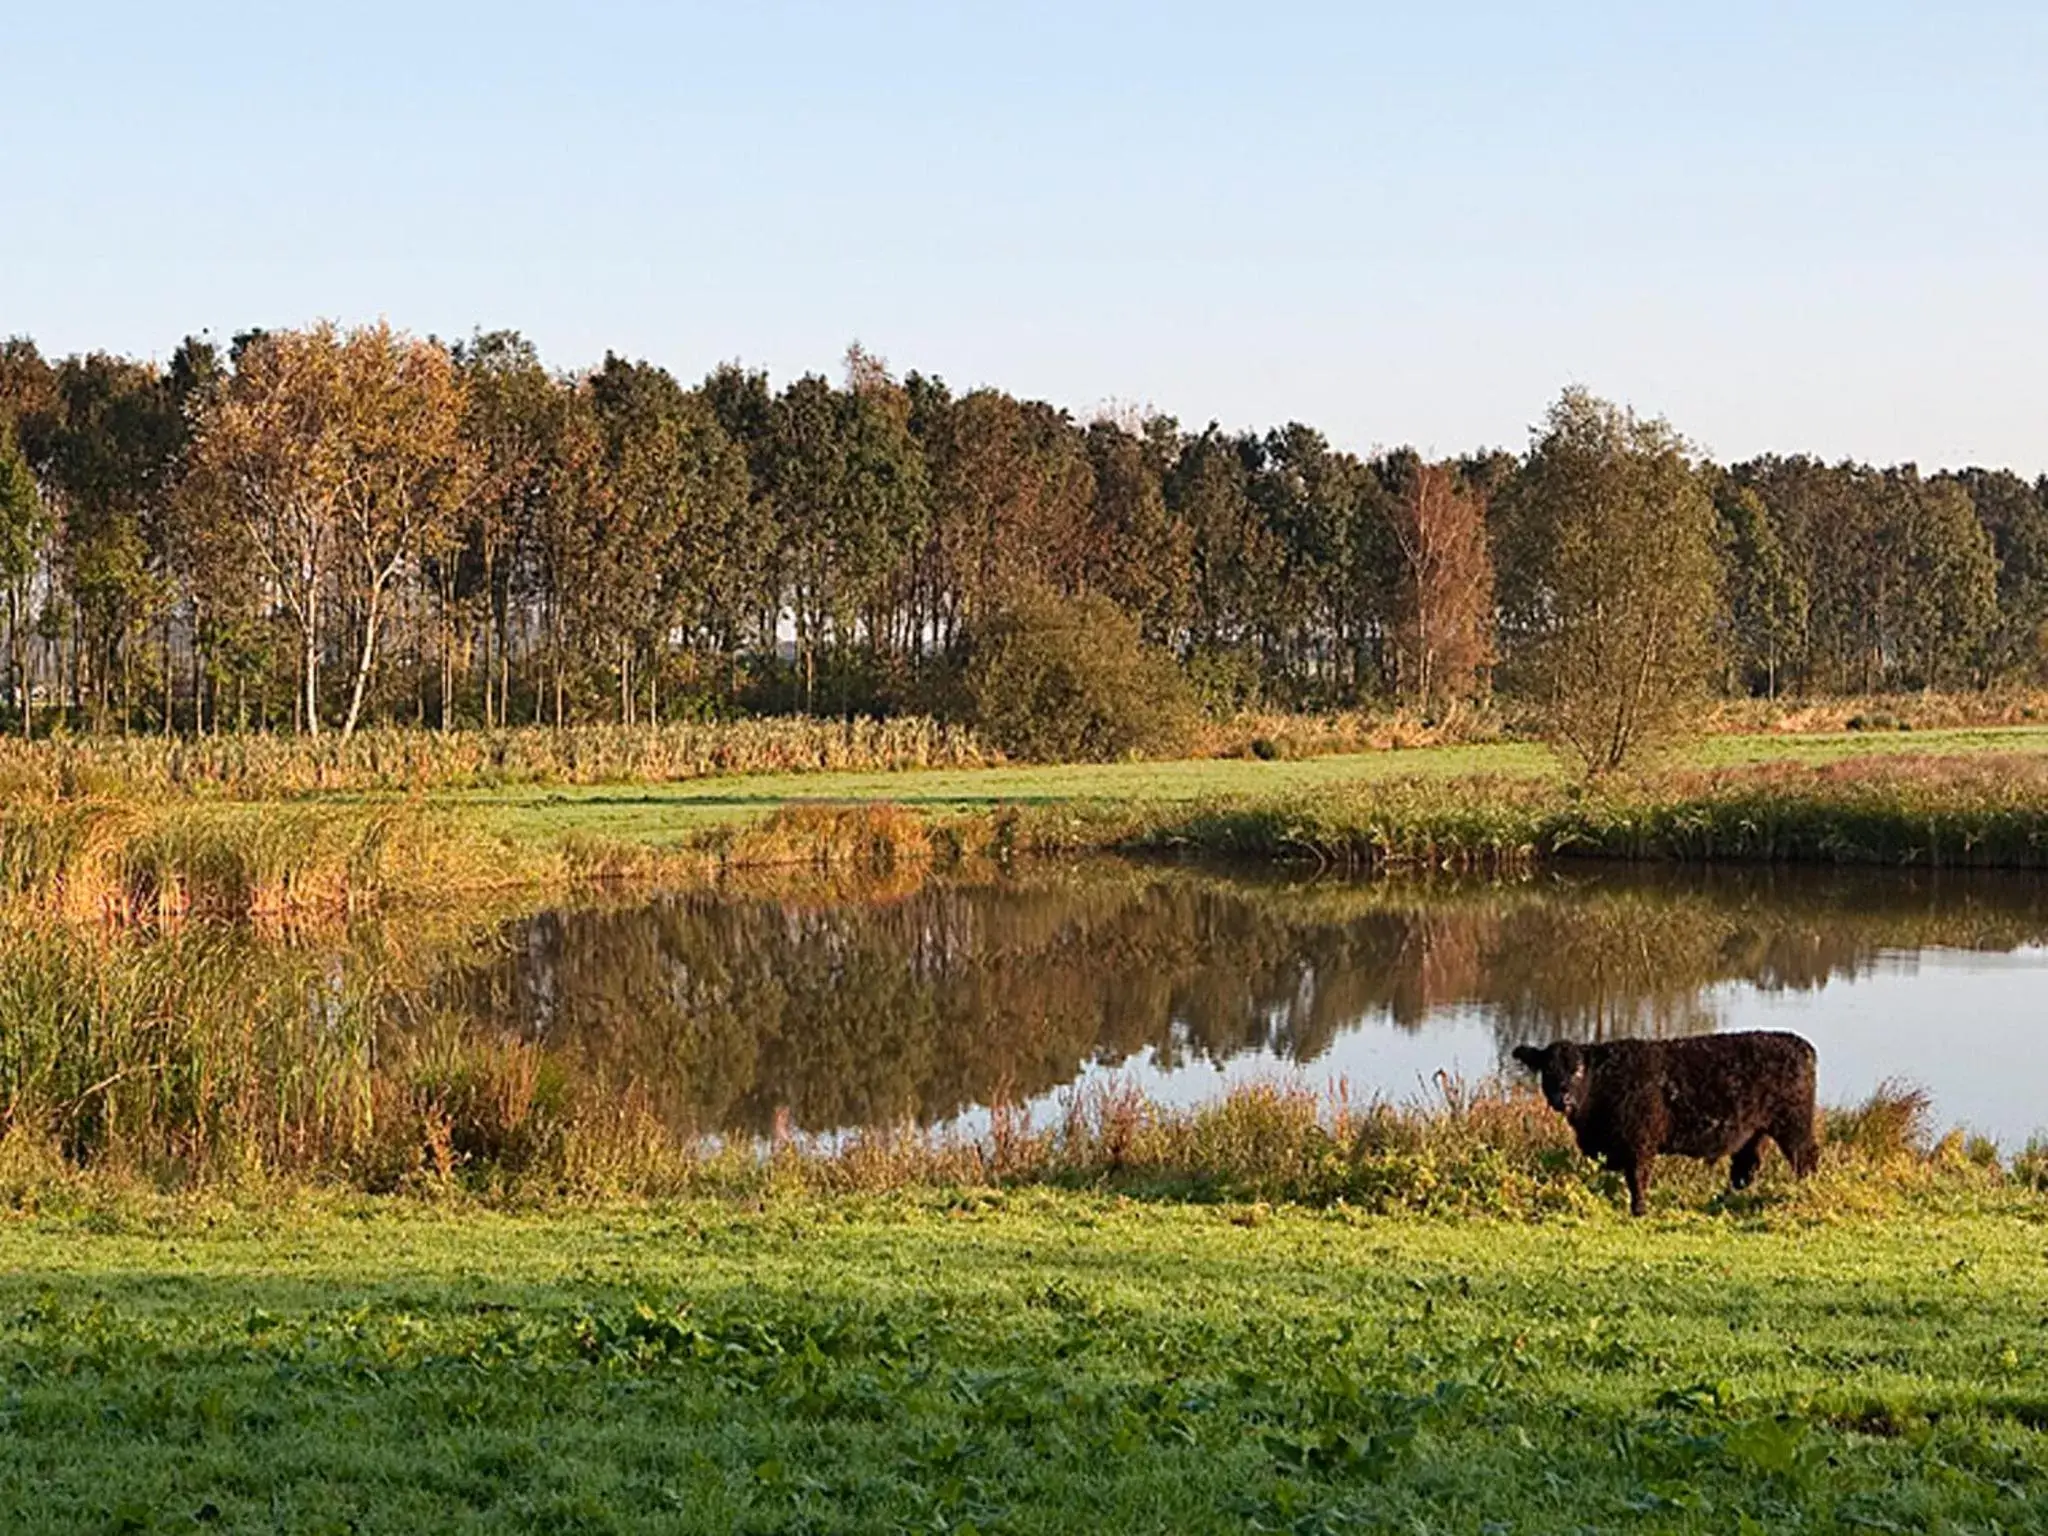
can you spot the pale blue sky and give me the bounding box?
[5,2,2044,470]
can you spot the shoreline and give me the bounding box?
[10,748,2048,922]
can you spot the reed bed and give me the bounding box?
[1701,687,2048,736]
[0,798,987,920]
[1186,704,1492,760]
[1120,753,2048,870]
[0,908,2020,1214]
[0,711,1512,803]
[0,800,561,921]
[0,717,997,801]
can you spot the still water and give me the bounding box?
[439,861,2048,1149]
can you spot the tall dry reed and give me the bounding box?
[0,718,996,802]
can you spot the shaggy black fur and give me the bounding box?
[1512,1031,1820,1216]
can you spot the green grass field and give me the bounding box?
[441,725,2048,846]
[4,1191,2045,1534]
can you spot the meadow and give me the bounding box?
[8,715,2048,1529]
[4,1178,2047,1535]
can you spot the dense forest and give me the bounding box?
[0,322,2039,740]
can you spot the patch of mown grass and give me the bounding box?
[1,1188,2045,1533]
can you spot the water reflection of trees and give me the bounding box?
[432,862,2048,1137]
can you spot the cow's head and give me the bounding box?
[1512,1041,1588,1117]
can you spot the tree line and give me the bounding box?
[0,322,2038,745]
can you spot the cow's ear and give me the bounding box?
[1511,1045,1547,1072]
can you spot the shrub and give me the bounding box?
[1824,1080,1932,1160]
[956,585,1196,762]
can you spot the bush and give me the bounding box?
[956,586,1196,762]
[1824,1080,1932,1159]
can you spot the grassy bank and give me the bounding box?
[0,710,1481,801]
[14,862,2048,1198]
[1127,752,2048,871]
[12,729,2048,922]
[4,703,2048,805]
[4,1181,2047,1534]
[4,886,2043,1208]
[453,745,2048,878]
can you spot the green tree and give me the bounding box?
[1940,468,2048,681]
[1502,389,1724,774]
[454,331,557,727]
[1166,427,1284,708]
[529,381,606,727]
[1712,476,1806,697]
[1880,469,1997,688]
[958,584,1194,762]
[1250,425,1361,705]
[834,346,931,702]
[925,387,1094,641]
[586,354,751,722]
[1081,415,1194,649]
[0,421,48,734]
[44,354,182,730]
[771,373,847,711]
[698,362,785,694]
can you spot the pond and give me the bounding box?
[9,857,2047,1180]
[440,860,2048,1149]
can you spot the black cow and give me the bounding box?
[1512,1032,1821,1215]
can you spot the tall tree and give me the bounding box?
[771,374,845,710]
[1712,476,1805,697]
[330,325,471,737]
[1941,468,2048,680]
[699,362,785,690]
[1383,457,1494,711]
[1166,426,1283,706]
[834,347,930,696]
[1081,415,1193,648]
[0,420,47,734]
[183,326,347,734]
[1880,469,1997,689]
[585,355,750,722]
[44,354,181,729]
[1501,389,1723,773]
[182,323,471,736]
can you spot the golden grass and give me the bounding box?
[0,718,998,801]
[14,748,2048,926]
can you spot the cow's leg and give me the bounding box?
[1776,1106,1821,1179]
[1622,1152,1653,1216]
[1730,1133,1766,1191]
